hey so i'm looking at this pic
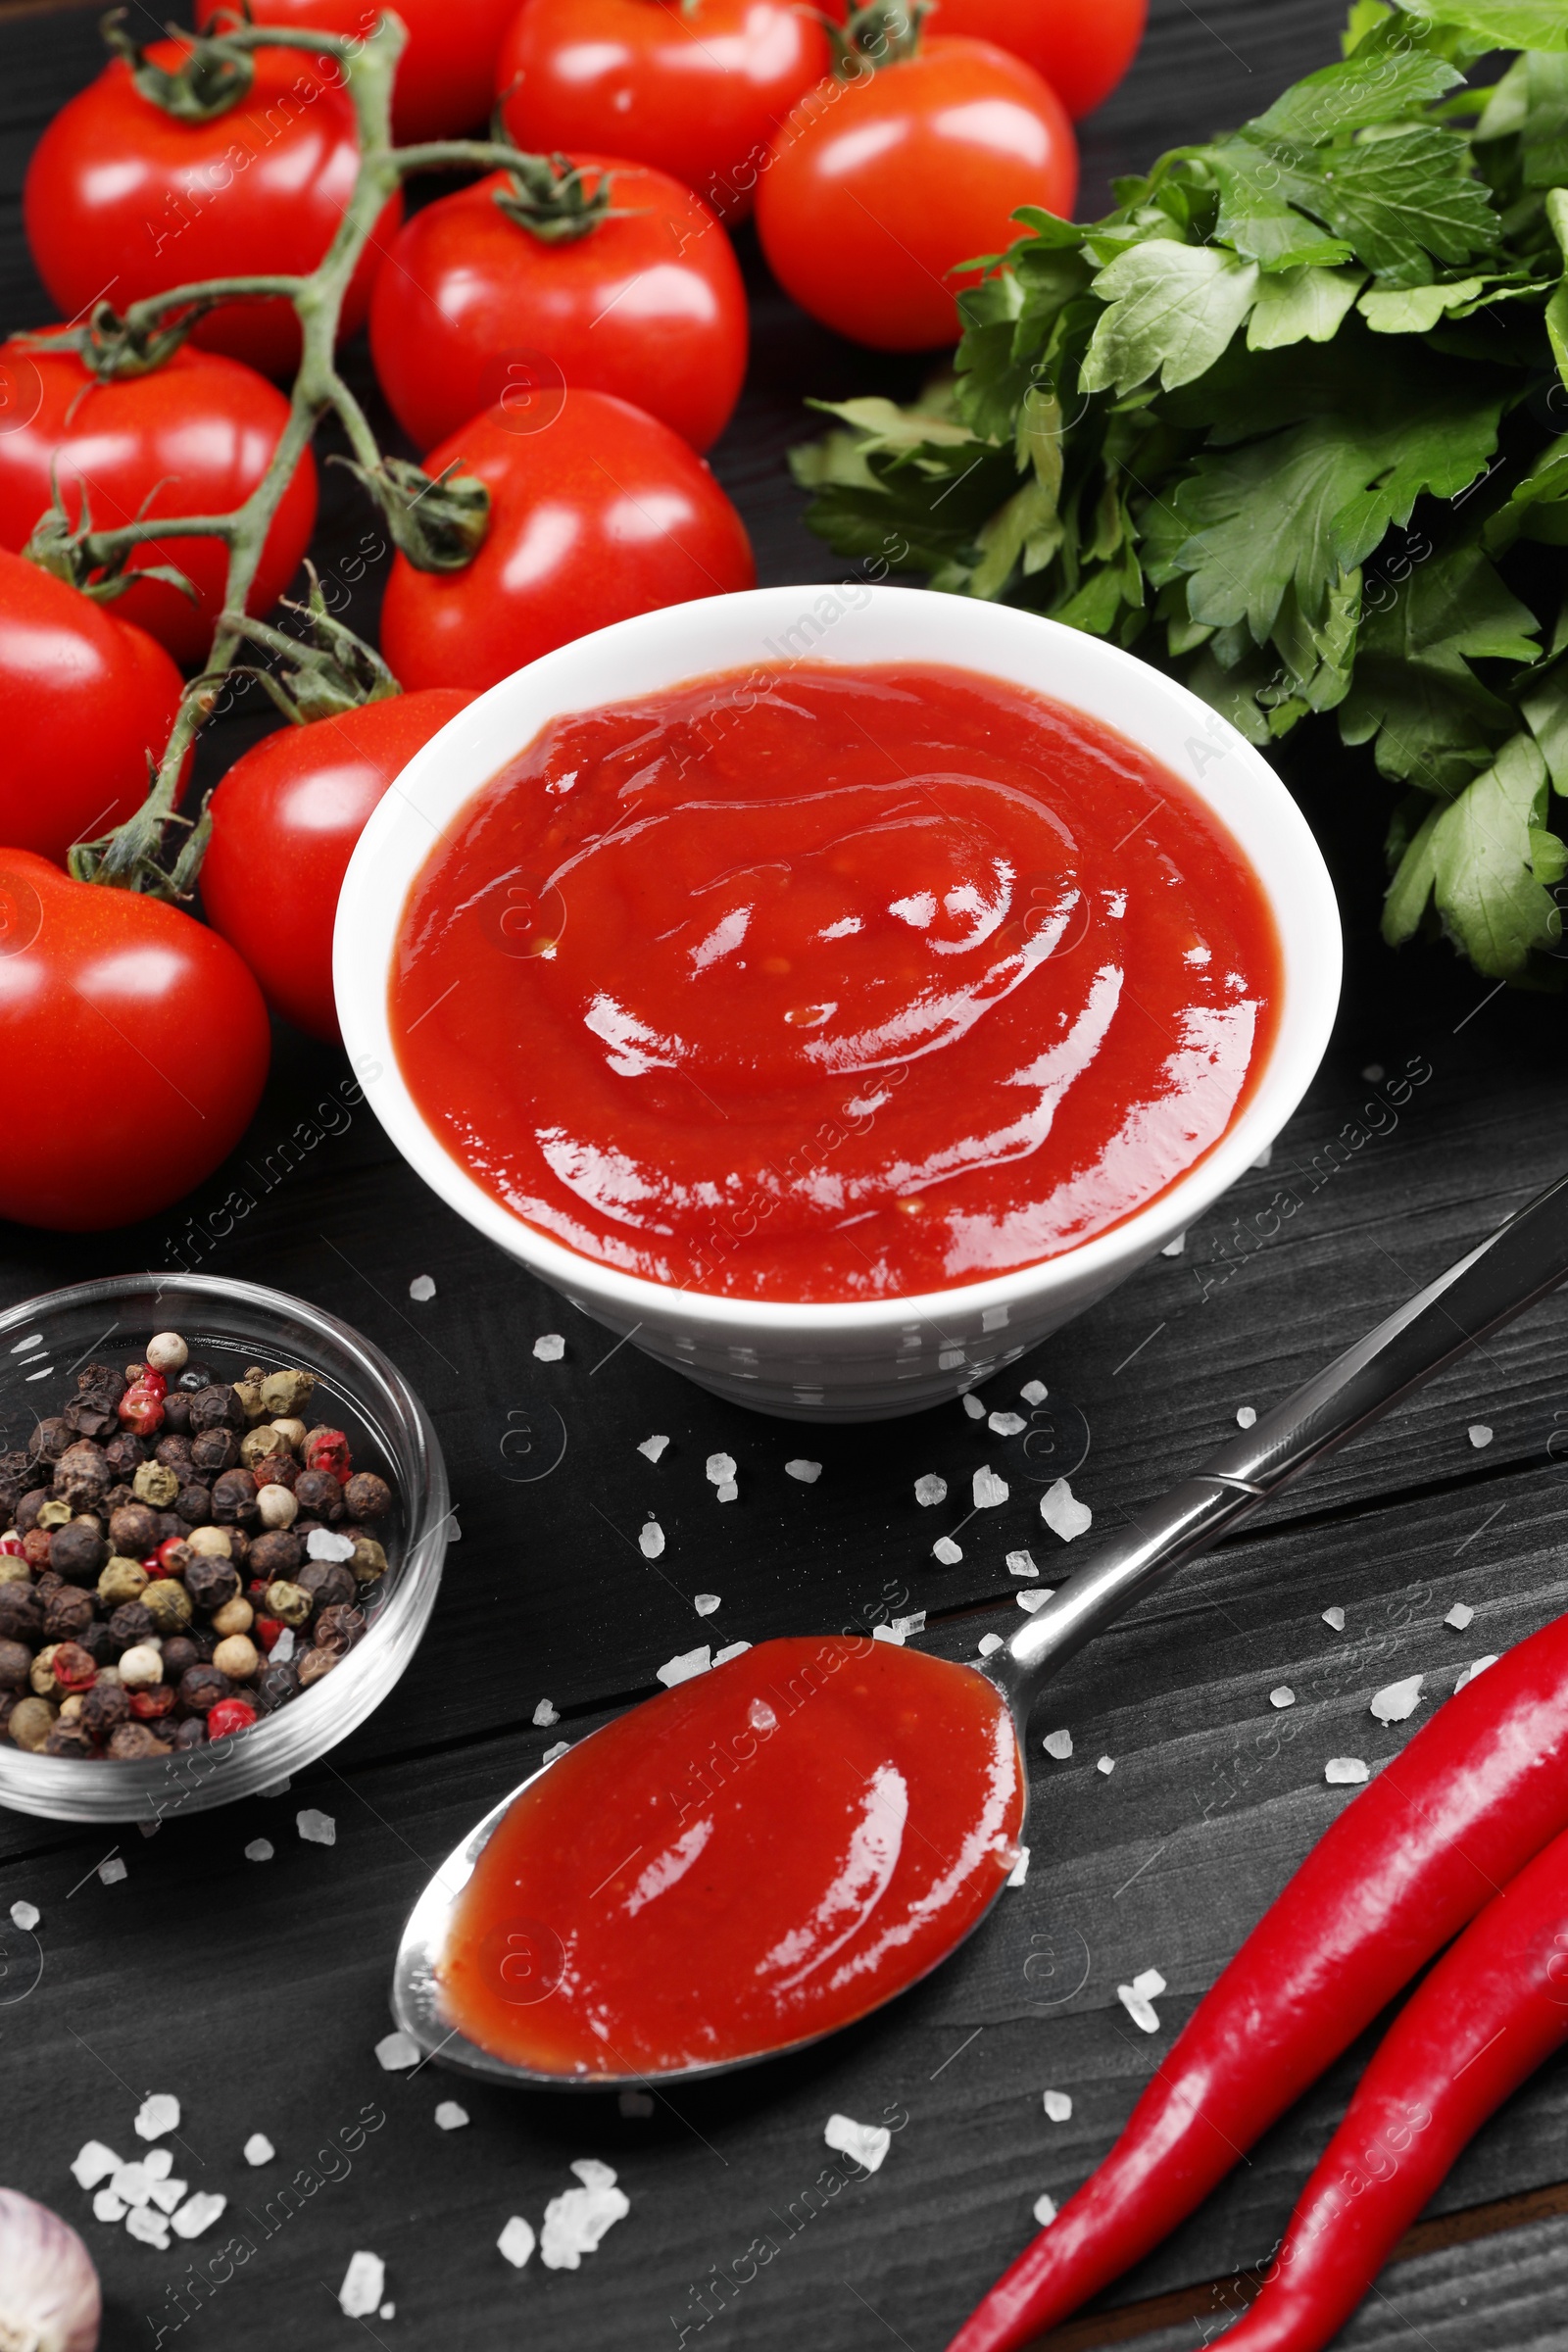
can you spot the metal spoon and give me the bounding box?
[392,1169,1568,2087]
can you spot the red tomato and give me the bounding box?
[369,158,748,456]
[0,339,318,668]
[194,0,519,142]
[378,392,756,693]
[931,0,1148,119]
[23,42,403,379]
[0,849,270,1231]
[496,0,834,223]
[0,548,185,865]
[756,38,1078,351]
[201,690,475,1042]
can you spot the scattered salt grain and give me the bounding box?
[271,1630,296,1665]
[639,1520,665,1559]
[126,2205,170,2248]
[1270,1687,1296,1710]
[532,1698,559,1727]
[92,2187,126,2224]
[1007,1845,1031,1887]
[1097,1755,1115,1776]
[380,2307,395,2323]
[10,1900,38,1932]
[99,1857,126,1886]
[172,2192,224,2240]
[1017,1589,1054,1612]
[974,1464,1009,1510]
[1041,1479,1092,1543]
[962,1395,986,1420]
[1456,1654,1498,1693]
[989,1412,1026,1438]
[786,1459,822,1483]
[244,1838,273,1863]
[1118,1968,1166,2033]
[297,1808,336,1846]
[638,1434,669,1462]
[1370,1674,1424,1725]
[893,1611,926,1639]
[1322,1607,1346,1633]
[540,2158,630,2270]
[143,2149,172,2182]
[714,1642,751,1665]
[375,2031,420,2073]
[497,2216,536,2270]
[619,2090,655,2118]
[135,2094,179,2142]
[340,2251,386,2317]
[1043,2090,1072,2124]
[1020,1381,1049,1405]
[914,1473,948,1507]
[1160,1233,1187,1258]
[1468,1424,1494,1449]
[408,1275,436,1302]
[533,1334,565,1362]
[1033,2192,1058,2226]
[306,1527,355,1563]
[1042,1729,1073,1761]
[658,1645,710,1687]
[150,2177,186,2216]
[933,1536,963,1565]
[1326,1757,1369,1785]
[1007,1549,1040,1578]
[434,2102,468,2132]
[824,2114,891,2175]
[244,2134,274,2167]
[1446,1601,1475,1630]
[872,1623,905,1646]
[112,2163,152,2207]
[1236,1404,1257,1430]
[979,1634,1004,1656]
[694,1594,721,1617]
[716,1481,738,1503]
[73,2141,120,2191]
[706,1452,737,1486]
[543,1740,570,1764]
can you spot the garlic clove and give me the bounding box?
[0,2187,101,2352]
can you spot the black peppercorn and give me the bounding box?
[14,1490,49,1537]
[172,1715,206,1748]
[108,1722,171,1760]
[343,1472,393,1523]
[253,1452,298,1492]
[108,1502,161,1558]
[255,1660,300,1713]
[210,1468,259,1528]
[79,1622,116,1666]
[189,1629,218,1663]
[43,1587,94,1644]
[48,1522,107,1586]
[184,1553,240,1615]
[294,1469,344,1523]
[161,1635,200,1682]
[81,1680,130,1742]
[190,1427,240,1478]
[296,1559,355,1614]
[0,1639,29,1691]
[26,1417,71,1465]
[108,1600,157,1651]
[62,1396,118,1443]
[161,1393,193,1437]
[314,1603,367,1653]
[155,1435,194,1473]
[52,1445,110,1514]
[103,1433,146,1481]
[44,1721,94,1759]
[247,1530,302,1583]
[178,1663,231,1714]
[189,1384,246,1435]
[76,1363,126,1405]
[154,1512,185,1547]
[0,1586,43,1644]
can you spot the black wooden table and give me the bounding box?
[6,5,1568,2347]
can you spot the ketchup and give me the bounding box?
[436,1638,1024,2078]
[392,662,1280,1300]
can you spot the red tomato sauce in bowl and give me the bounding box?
[390,662,1281,1302]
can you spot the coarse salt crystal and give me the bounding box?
[914,1473,948,1507]
[619,2090,655,2118]
[1041,1478,1092,1542]
[714,1641,751,1664]
[1020,1381,1048,1405]
[824,2114,891,2175]
[540,2160,630,2270]
[979,1634,1004,1656]
[1007,1845,1031,1886]
[706,1452,737,1486]
[933,1536,963,1565]
[1131,1967,1164,1998]
[1043,2090,1072,2124]
[1236,1404,1257,1429]
[272,1630,296,1665]
[73,2142,120,2190]
[639,1519,665,1559]
[297,1808,335,1846]
[434,2101,468,2132]
[1446,1601,1475,1630]
[973,1465,1008,1510]
[533,1334,565,1361]
[1370,1674,1424,1725]
[135,2094,179,2142]
[408,1275,436,1302]
[93,2187,126,2224]
[961,1394,986,1420]
[638,1434,669,1462]
[785,1459,822,1483]
[149,2178,186,2216]
[989,1412,1026,1437]
[375,2031,420,2072]
[99,1857,127,1886]
[339,2251,386,2316]
[1270,1687,1296,1709]
[497,2216,536,2270]
[1326,1757,1369,1785]
[244,1838,273,1863]
[1033,2192,1058,2226]
[892,1611,926,1638]
[380,2307,395,2323]
[244,2133,274,2167]
[1468,1424,1494,1448]
[305,1527,355,1562]
[715,1481,739,1503]
[542,1740,570,1764]
[1117,1978,1163,2034]
[1006,1549,1040,1578]
[1017,1589,1054,1613]
[126,2205,170,2248]
[1097,1755,1115,1776]
[872,1624,905,1646]
[694,1593,721,1617]
[1042,1729,1072,1760]
[532,1698,559,1727]
[1456,1654,1498,1692]
[658,1645,710,1687]
[10,1899,38,1932]
[112,2163,152,2207]
[143,2149,172,2181]
[1160,1233,1186,1257]
[1322,1606,1346,1633]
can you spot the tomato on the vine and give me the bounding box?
[0,339,318,668]
[756,37,1078,350]
[930,0,1148,120]
[202,690,475,1043]
[194,0,519,143]
[0,549,186,867]
[24,42,403,379]
[368,157,748,456]
[378,393,755,693]
[495,0,835,223]
[0,849,270,1232]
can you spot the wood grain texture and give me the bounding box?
[7,3,1568,2348]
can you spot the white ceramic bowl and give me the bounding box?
[335,585,1340,1421]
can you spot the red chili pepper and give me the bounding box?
[950,1612,1568,2352]
[1214,1817,1568,2350]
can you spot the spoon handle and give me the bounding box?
[996,1167,1568,1712]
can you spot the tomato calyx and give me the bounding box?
[333,452,491,574]
[492,152,622,246]
[829,0,928,76]
[24,476,201,613]
[102,6,257,122]
[220,564,403,723]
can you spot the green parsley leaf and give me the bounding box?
[1081,244,1259,395]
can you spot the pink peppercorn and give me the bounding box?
[207,1696,257,1740]
[119,1372,168,1436]
[304,1428,352,1482]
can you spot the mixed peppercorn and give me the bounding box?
[0,1333,395,1762]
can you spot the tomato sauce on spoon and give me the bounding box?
[436,1638,1024,2078]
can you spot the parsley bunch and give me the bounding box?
[794,0,1568,984]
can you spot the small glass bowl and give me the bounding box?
[0,1271,449,1824]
